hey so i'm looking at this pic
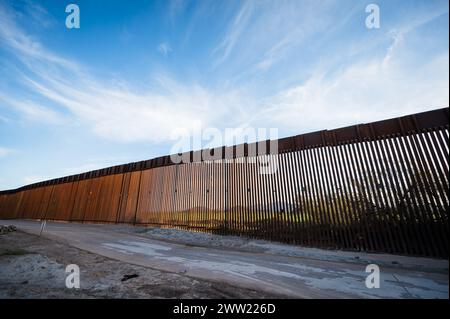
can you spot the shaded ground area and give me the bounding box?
[0,230,282,299]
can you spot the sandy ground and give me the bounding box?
[0,230,281,299]
[1,220,448,299]
[125,225,449,273]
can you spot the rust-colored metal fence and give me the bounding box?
[0,108,448,258]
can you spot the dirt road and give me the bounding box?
[0,231,281,298]
[1,220,448,298]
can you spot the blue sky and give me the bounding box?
[0,0,448,190]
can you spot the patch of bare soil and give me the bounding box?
[0,230,281,299]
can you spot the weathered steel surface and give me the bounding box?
[0,108,448,257]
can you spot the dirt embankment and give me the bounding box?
[0,229,281,299]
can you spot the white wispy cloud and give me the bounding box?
[0,4,79,71]
[0,3,250,143]
[382,6,448,67]
[212,0,256,67]
[0,114,10,122]
[0,0,447,148]
[157,42,172,56]
[23,0,56,29]
[0,146,14,158]
[213,0,449,133]
[212,0,336,71]
[257,52,449,134]
[0,93,69,124]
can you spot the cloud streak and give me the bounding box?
[212,0,256,68]
[157,42,172,56]
[0,0,448,146]
[258,53,449,134]
[0,146,14,158]
[0,2,252,143]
